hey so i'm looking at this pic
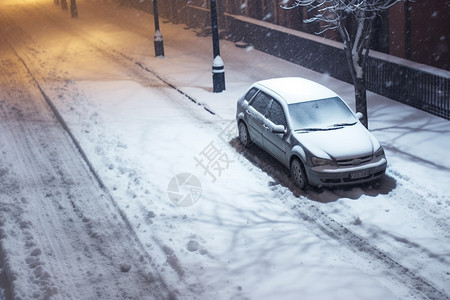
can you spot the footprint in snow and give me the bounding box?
[120,263,131,273]
[187,240,208,255]
[186,240,199,252]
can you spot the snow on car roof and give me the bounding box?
[255,77,339,104]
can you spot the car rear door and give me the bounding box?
[263,99,289,165]
[246,91,271,147]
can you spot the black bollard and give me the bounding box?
[210,0,225,92]
[153,0,164,57]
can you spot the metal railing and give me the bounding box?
[366,58,449,119]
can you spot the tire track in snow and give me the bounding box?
[292,204,448,300]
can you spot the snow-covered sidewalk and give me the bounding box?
[1,0,449,299]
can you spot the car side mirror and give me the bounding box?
[355,112,364,120]
[272,124,286,134]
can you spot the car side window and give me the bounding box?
[266,100,287,127]
[244,88,258,101]
[250,92,271,115]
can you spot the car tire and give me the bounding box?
[291,158,307,189]
[238,121,252,148]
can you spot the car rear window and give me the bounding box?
[244,88,258,101]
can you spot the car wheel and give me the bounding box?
[291,158,307,189]
[238,121,252,147]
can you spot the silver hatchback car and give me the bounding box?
[236,77,387,189]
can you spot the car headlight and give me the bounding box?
[374,147,385,158]
[311,156,333,167]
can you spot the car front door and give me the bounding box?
[263,99,289,165]
[246,91,271,147]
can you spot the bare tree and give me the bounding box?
[282,0,404,128]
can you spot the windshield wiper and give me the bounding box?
[295,127,332,132]
[295,124,354,132]
[330,122,357,127]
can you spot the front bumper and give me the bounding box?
[305,158,387,187]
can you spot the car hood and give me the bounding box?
[293,123,379,159]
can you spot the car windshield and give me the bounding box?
[288,97,357,130]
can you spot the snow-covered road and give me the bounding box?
[0,0,449,299]
[0,11,178,299]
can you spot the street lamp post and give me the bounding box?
[153,0,164,57]
[70,0,78,18]
[210,0,225,92]
[61,0,67,10]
